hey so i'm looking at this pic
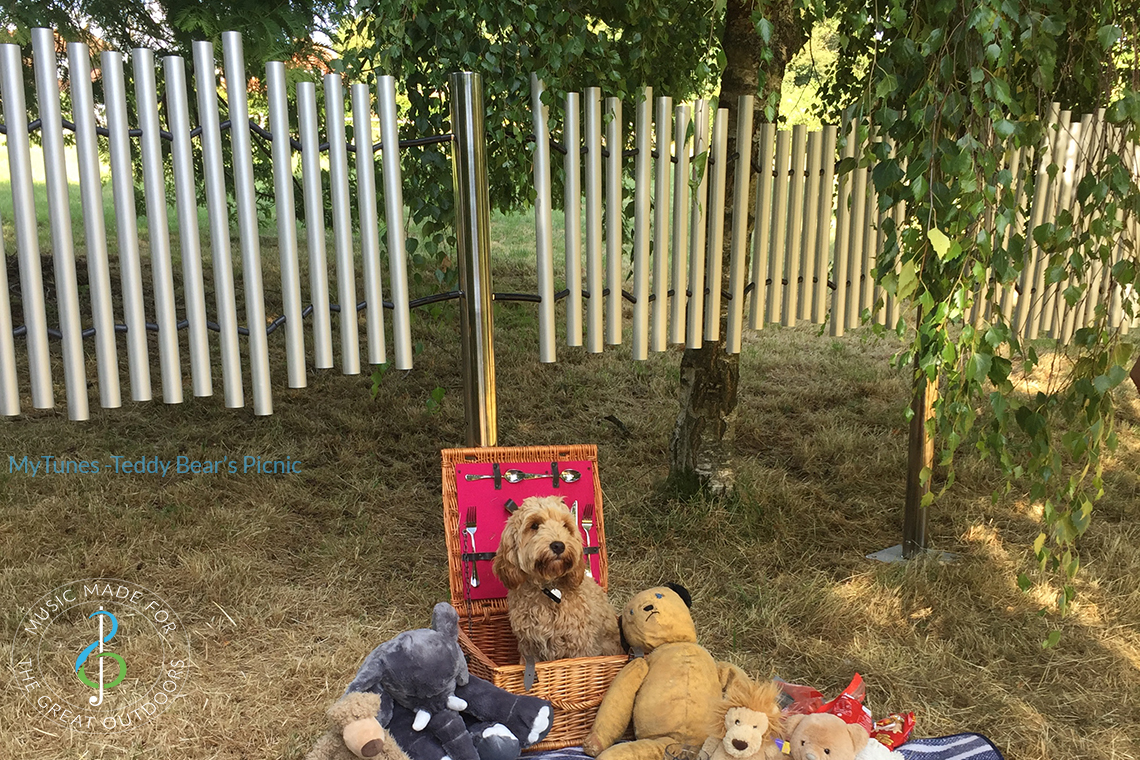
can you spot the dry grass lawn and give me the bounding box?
[2,221,1139,759]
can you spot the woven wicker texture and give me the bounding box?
[441,445,629,751]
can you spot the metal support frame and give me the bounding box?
[868,356,954,564]
[449,72,497,447]
[903,367,937,557]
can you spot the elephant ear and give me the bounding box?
[455,647,470,686]
[431,602,469,686]
[344,641,393,696]
[377,690,394,727]
[431,602,460,642]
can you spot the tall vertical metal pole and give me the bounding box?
[450,72,497,447]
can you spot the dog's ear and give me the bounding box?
[492,520,527,590]
[665,582,692,608]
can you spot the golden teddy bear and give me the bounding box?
[583,584,750,760]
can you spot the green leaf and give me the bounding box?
[990,77,1012,105]
[1108,364,1128,387]
[874,72,899,101]
[897,259,919,302]
[1017,573,1031,592]
[1042,630,1063,649]
[836,156,858,176]
[1040,15,1065,36]
[993,119,1016,139]
[1098,24,1122,51]
[756,17,774,45]
[969,352,992,382]
[988,356,1013,387]
[928,228,951,259]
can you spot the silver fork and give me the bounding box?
[581,505,595,579]
[464,506,480,587]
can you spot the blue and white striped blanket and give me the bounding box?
[527,735,1004,760]
[892,734,1005,760]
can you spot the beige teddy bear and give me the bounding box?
[305,691,413,760]
[583,584,750,760]
[782,713,906,760]
[700,677,784,760]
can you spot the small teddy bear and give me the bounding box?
[304,691,411,760]
[782,713,905,760]
[700,677,783,760]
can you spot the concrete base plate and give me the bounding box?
[867,543,959,563]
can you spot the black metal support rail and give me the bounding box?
[537,134,831,177]
[4,116,841,345]
[11,277,838,342]
[0,116,453,154]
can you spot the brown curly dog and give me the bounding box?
[492,495,623,663]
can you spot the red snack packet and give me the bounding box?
[773,677,824,715]
[817,674,874,733]
[870,712,916,748]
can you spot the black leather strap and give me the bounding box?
[459,547,598,563]
[524,658,537,691]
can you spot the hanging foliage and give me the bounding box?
[824,0,1139,638]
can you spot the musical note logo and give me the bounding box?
[75,607,126,706]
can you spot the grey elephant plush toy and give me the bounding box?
[345,602,553,760]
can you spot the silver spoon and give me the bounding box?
[464,468,582,483]
[465,469,527,483]
[507,468,582,483]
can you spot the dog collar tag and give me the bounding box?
[542,587,563,603]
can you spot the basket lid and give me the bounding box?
[441,445,609,619]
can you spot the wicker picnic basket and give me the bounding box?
[441,444,630,751]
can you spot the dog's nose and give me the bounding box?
[550,541,565,555]
[732,740,748,751]
[643,604,655,612]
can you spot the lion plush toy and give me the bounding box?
[583,584,749,760]
[700,677,783,760]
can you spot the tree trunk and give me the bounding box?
[668,0,807,494]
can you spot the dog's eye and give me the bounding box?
[529,522,540,531]
[800,742,805,747]
[734,720,740,725]
[824,751,830,756]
